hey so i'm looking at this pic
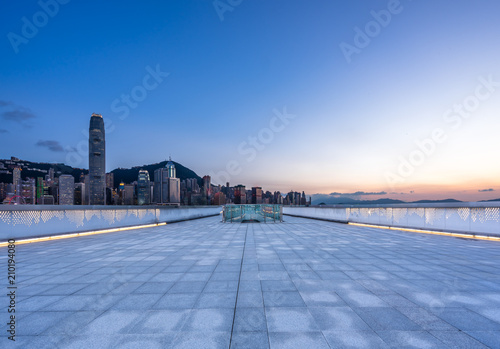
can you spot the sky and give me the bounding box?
[1,0,499,201]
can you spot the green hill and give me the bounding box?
[0,158,201,187]
[111,161,201,187]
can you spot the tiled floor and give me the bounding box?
[1,215,500,348]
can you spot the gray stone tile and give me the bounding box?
[18,295,63,311]
[323,330,389,349]
[17,311,72,335]
[266,307,319,332]
[168,281,206,293]
[231,332,269,349]
[113,294,163,310]
[337,290,388,307]
[56,335,123,349]
[263,291,306,307]
[132,309,191,333]
[239,280,262,292]
[397,307,456,331]
[308,306,371,331]
[195,292,236,308]
[432,308,500,331]
[376,330,448,348]
[237,291,264,308]
[464,331,500,348]
[11,335,66,349]
[169,331,231,349]
[261,280,296,292]
[204,280,238,293]
[43,311,103,335]
[353,307,422,331]
[132,282,174,294]
[180,272,212,282]
[181,308,234,332]
[112,334,176,349]
[210,272,240,281]
[430,330,489,348]
[268,332,330,349]
[81,310,143,334]
[299,290,347,307]
[152,293,200,310]
[234,307,267,332]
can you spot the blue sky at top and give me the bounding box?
[1,0,499,200]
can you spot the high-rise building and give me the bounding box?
[137,170,151,205]
[251,187,263,204]
[12,167,22,204]
[0,183,5,202]
[213,192,226,205]
[153,159,180,205]
[74,183,85,205]
[47,168,55,182]
[203,175,211,197]
[13,167,21,193]
[234,185,246,204]
[89,113,106,205]
[19,179,35,205]
[122,185,134,205]
[106,172,114,189]
[59,175,75,205]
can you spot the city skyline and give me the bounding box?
[1,1,499,201]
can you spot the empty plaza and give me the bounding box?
[2,215,500,348]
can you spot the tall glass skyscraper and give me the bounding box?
[153,158,180,205]
[89,113,106,205]
[58,175,75,205]
[137,170,151,205]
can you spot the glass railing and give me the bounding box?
[222,204,283,223]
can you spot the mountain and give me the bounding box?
[0,158,202,186]
[111,161,201,188]
[0,158,87,183]
[480,198,500,202]
[312,194,463,206]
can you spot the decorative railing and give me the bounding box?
[0,205,222,241]
[222,204,283,223]
[283,202,500,237]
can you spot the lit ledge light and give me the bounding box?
[0,222,167,247]
[348,222,500,242]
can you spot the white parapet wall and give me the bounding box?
[283,202,500,237]
[0,205,222,241]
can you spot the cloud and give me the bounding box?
[0,129,8,133]
[329,191,387,197]
[36,140,64,152]
[0,100,36,125]
[478,188,495,192]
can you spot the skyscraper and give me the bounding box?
[203,175,211,197]
[137,170,151,205]
[234,185,246,204]
[12,167,21,194]
[153,158,180,205]
[89,113,106,205]
[251,187,263,204]
[106,172,114,189]
[58,175,75,205]
[12,167,21,204]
